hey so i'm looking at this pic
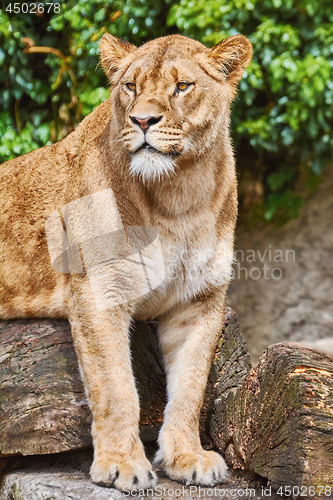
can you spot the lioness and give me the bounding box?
[0,33,252,490]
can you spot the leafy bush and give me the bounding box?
[1,0,332,223]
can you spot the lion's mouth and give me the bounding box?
[134,142,181,157]
[136,143,156,153]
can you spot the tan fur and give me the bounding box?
[0,34,252,490]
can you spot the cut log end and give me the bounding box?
[210,341,333,488]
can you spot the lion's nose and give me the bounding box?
[130,115,162,133]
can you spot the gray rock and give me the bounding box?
[0,449,277,499]
[227,165,333,364]
[300,337,333,354]
[1,473,123,500]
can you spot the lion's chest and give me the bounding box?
[135,209,232,319]
[161,232,216,301]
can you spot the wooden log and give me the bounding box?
[210,342,333,489]
[0,308,242,456]
[3,308,332,491]
[201,306,252,442]
[0,317,170,455]
[0,318,92,456]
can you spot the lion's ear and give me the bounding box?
[208,35,252,84]
[99,33,137,82]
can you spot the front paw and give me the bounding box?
[155,449,228,486]
[91,455,157,491]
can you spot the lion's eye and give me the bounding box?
[176,82,191,91]
[126,83,136,92]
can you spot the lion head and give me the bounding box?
[99,33,252,183]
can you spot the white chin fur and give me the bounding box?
[129,150,176,183]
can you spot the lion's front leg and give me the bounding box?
[155,289,229,486]
[67,277,156,491]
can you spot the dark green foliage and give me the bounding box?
[1,0,332,222]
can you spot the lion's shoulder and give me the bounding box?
[72,97,112,144]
